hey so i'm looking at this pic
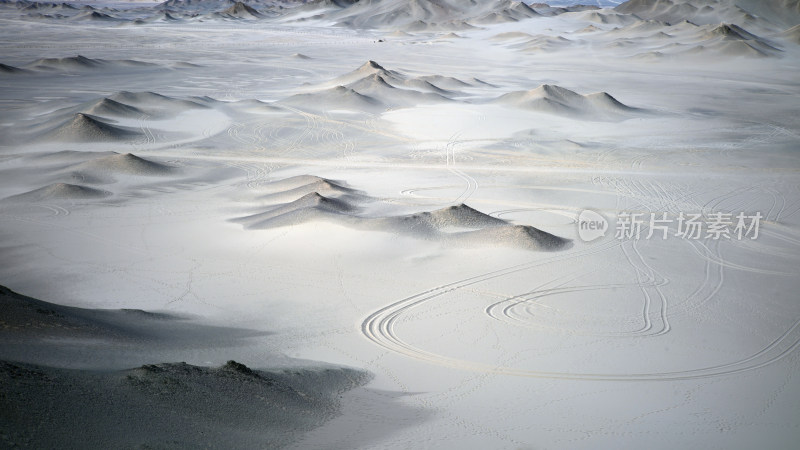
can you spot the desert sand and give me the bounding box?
[1,0,799,448]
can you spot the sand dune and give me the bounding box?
[607,19,672,36]
[134,10,181,23]
[281,85,386,113]
[403,19,477,31]
[437,31,463,39]
[0,283,269,367]
[706,22,757,39]
[2,182,111,202]
[733,0,800,29]
[106,90,209,116]
[416,74,478,89]
[329,60,406,87]
[258,176,366,203]
[212,1,264,19]
[375,203,509,234]
[0,62,27,74]
[495,84,640,120]
[255,174,352,192]
[234,177,569,251]
[25,54,105,71]
[491,31,537,41]
[346,73,452,106]
[25,55,158,72]
[563,9,639,25]
[0,284,170,339]
[284,60,470,111]
[0,359,370,449]
[23,149,101,164]
[471,2,541,25]
[238,196,570,251]
[493,33,573,52]
[109,90,204,107]
[400,77,456,95]
[0,283,371,448]
[615,0,800,29]
[607,17,785,58]
[529,3,600,17]
[333,61,466,102]
[79,98,145,117]
[159,0,236,12]
[688,23,783,56]
[339,60,476,93]
[455,224,573,251]
[69,10,122,21]
[230,98,286,113]
[574,24,602,33]
[8,151,172,185]
[43,113,142,142]
[71,152,175,176]
[780,23,800,43]
[296,0,541,30]
[236,192,358,229]
[20,2,78,12]
[171,60,202,68]
[3,152,178,188]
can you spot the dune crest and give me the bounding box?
[234,178,570,252]
[291,0,541,30]
[495,84,640,120]
[214,1,264,19]
[3,182,111,202]
[44,113,142,142]
[81,98,144,117]
[284,60,481,111]
[72,152,175,176]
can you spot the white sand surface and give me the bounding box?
[1,0,799,448]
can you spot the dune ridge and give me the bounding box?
[71,152,175,176]
[326,0,541,30]
[495,84,640,120]
[0,285,373,448]
[283,60,478,112]
[43,113,142,142]
[234,177,570,251]
[213,1,264,19]
[2,182,111,202]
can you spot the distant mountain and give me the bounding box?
[287,0,541,30]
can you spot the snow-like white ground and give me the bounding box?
[1,1,799,448]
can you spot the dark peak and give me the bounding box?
[221,360,258,377]
[300,191,325,201]
[710,23,755,40]
[536,84,579,98]
[72,113,110,126]
[0,63,23,72]
[366,73,392,86]
[446,203,479,213]
[363,60,386,71]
